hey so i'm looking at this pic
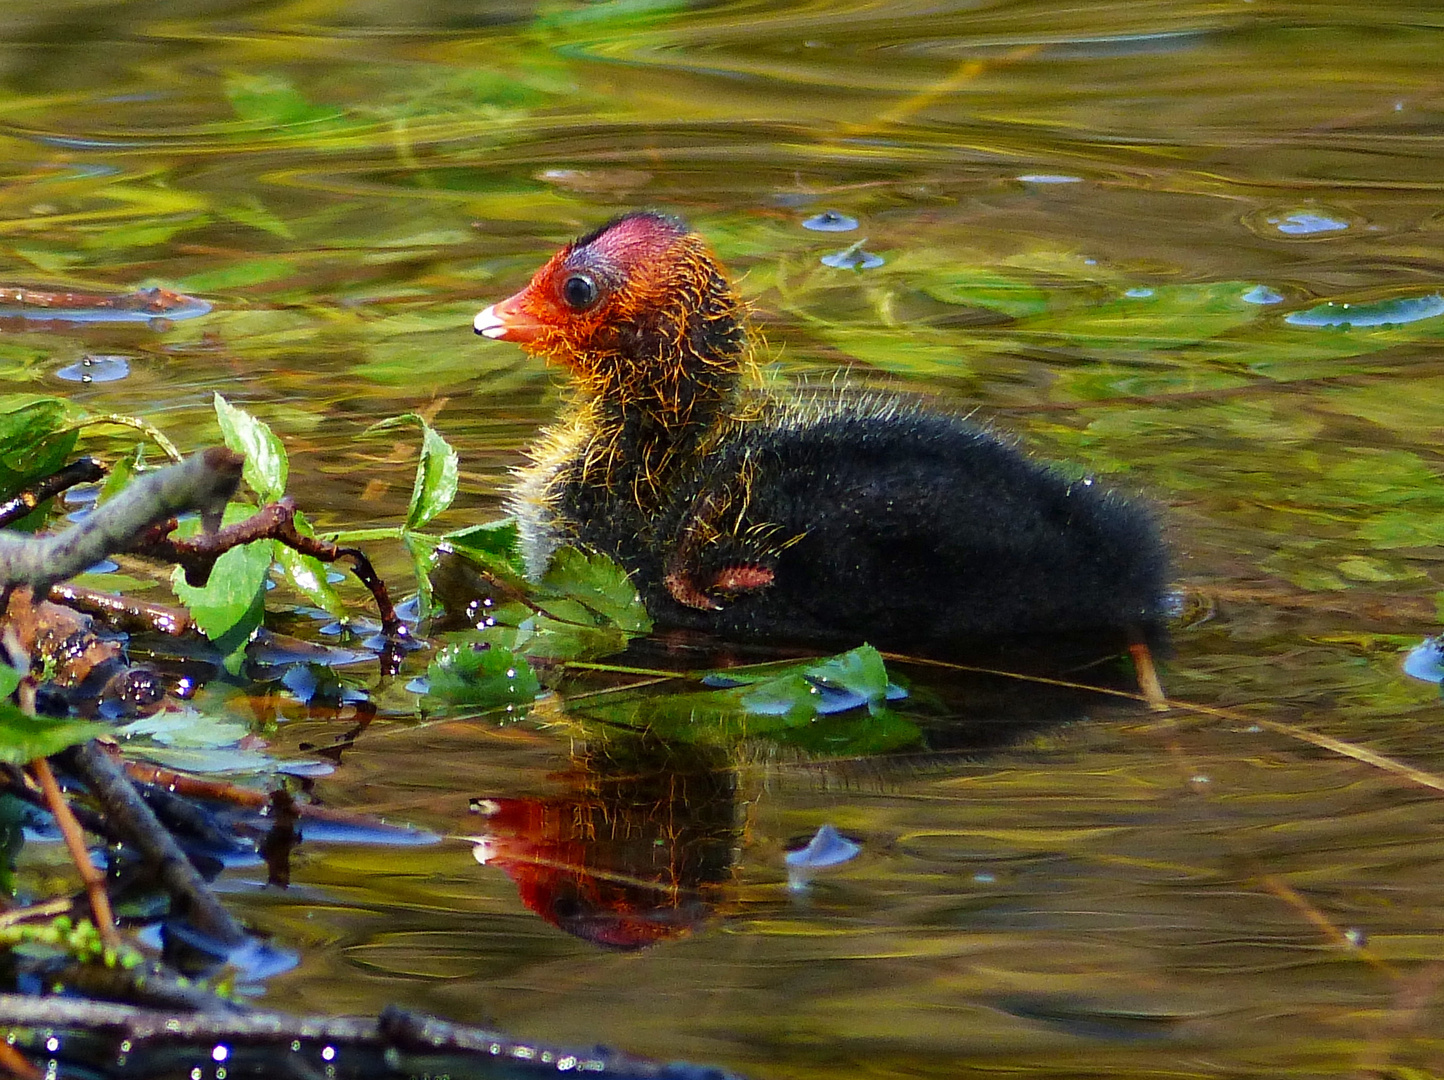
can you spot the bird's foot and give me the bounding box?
[664,563,775,611]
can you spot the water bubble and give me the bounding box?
[1403,637,1444,683]
[56,354,131,383]
[820,240,884,270]
[1017,174,1083,184]
[1123,287,1154,299]
[1241,285,1283,304]
[802,210,858,232]
[1246,205,1357,239]
[785,823,862,869]
[1273,212,1348,235]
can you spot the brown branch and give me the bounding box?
[0,995,743,1080]
[0,457,106,529]
[0,1039,41,1080]
[46,583,194,637]
[26,757,119,953]
[132,496,404,637]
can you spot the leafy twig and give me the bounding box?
[133,497,403,636]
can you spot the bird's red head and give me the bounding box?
[475,211,746,400]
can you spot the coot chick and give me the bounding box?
[474,211,1167,655]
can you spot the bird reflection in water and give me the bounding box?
[467,735,739,950]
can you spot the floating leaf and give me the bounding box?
[424,635,539,710]
[118,709,249,749]
[921,269,1053,318]
[225,72,346,130]
[577,647,921,753]
[217,196,295,240]
[178,258,297,293]
[1015,281,1262,349]
[539,546,651,633]
[214,393,288,502]
[819,328,971,379]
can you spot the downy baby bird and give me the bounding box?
[474,211,1167,656]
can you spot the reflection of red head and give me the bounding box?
[470,754,737,950]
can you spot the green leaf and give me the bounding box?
[213,393,288,502]
[0,398,73,458]
[818,328,973,380]
[216,196,295,240]
[572,646,917,752]
[539,546,651,633]
[170,506,273,647]
[367,414,459,530]
[0,398,82,525]
[0,662,21,699]
[424,635,539,709]
[1015,282,1262,350]
[800,645,892,713]
[95,444,142,508]
[0,666,106,763]
[446,518,522,565]
[405,531,441,619]
[275,509,345,616]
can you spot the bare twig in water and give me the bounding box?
[1128,640,1168,712]
[47,583,194,637]
[26,757,119,952]
[60,742,247,951]
[0,995,745,1080]
[0,449,242,594]
[0,1038,41,1080]
[0,457,105,529]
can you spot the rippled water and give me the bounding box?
[5,1,1444,1076]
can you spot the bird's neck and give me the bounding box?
[577,311,748,502]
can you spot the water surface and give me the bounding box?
[4,1,1444,1076]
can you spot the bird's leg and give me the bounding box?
[664,561,775,611]
[662,460,780,611]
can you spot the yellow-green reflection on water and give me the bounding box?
[4,0,1444,1075]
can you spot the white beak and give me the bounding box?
[473,305,507,339]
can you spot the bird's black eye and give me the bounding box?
[560,273,599,311]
